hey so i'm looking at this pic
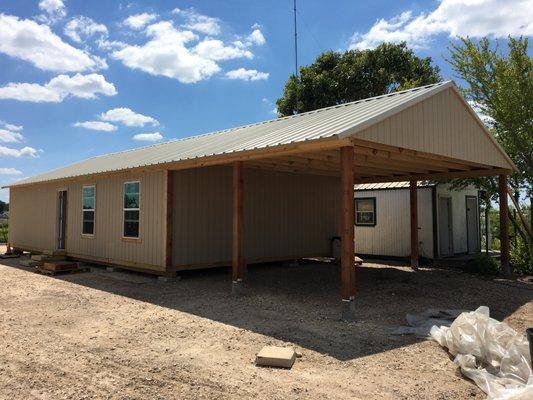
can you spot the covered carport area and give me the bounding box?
[219,81,516,320]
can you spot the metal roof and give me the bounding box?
[354,181,435,190]
[7,81,453,187]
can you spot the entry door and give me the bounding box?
[57,190,67,250]
[466,196,480,253]
[438,197,453,256]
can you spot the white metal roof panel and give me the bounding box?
[354,181,435,190]
[7,82,452,187]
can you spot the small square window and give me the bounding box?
[355,197,376,226]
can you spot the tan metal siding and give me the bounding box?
[172,166,340,267]
[354,188,434,258]
[356,87,510,168]
[9,170,166,271]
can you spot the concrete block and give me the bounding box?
[157,275,181,282]
[341,299,356,322]
[231,280,245,296]
[256,346,296,369]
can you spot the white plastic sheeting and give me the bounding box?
[431,306,533,400]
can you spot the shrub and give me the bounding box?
[464,254,500,276]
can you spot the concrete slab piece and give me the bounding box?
[256,346,296,369]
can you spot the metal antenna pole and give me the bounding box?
[293,0,298,114]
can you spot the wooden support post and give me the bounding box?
[410,180,419,270]
[340,146,356,321]
[165,170,174,272]
[499,175,510,276]
[232,161,245,294]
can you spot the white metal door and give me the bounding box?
[466,196,480,253]
[438,197,453,256]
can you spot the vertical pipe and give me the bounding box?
[410,180,419,269]
[232,161,245,293]
[340,146,355,321]
[499,174,510,276]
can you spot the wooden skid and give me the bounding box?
[35,265,90,276]
[43,261,79,272]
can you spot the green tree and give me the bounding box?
[0,200,8,213]
[276,42,441,116]
[448,36,532,273]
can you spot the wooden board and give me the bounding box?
[35,265,90,276]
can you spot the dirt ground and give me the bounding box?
[0,249,531,400]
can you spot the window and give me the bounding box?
[82,185,95,235]
[123,181,140,238]
[355,197,376,226]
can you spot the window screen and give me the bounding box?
[355,197,376,226]
[123,181,140,238]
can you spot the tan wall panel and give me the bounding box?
[356,87,510,168]
[10,170,165,270]
[354,188,434,258]
[172,166,340,267]
[9,183,60,250]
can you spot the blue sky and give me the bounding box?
[0,0,531,201]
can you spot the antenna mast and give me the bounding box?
[293,0,298,114]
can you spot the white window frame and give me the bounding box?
[123,180,140,239]
[82,185,96,236]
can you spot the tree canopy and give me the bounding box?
[448,36,532,273]
[276,42,441,116]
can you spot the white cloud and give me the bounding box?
[37,0,66,24]
[173,8,221,35]
[0,168,22,175]
[0,146,41,158]
[350,0,533,50]
[0,129,24,143]
[133,132,163,141]
[246,28,266,46]
[226,68,269,81]
[112,20,259,83]
[99,107,158,127]
[193,39,253,61]
[112,21,216,83]
[2,123,22,132]
[123,13,158,30]
[0,73,117,103]
[73,121,117,132]
[64,16,108,43]
[0,14,106,72]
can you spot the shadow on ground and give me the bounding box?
[3,257,532,361]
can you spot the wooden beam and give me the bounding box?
[247,160,339,177]
[340,146,356,321]
[410,180,419,270]
[351,138,492,169]
[354,155,430,174]
[165,170,174,271]
[499,175,510,276]
[356,167,512,183]
[232,161,245,292]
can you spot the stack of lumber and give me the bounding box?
[36,260,90,276]
[19,253,66,268]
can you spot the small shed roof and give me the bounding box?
[5,80,515,188]
[354,181,435,190]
